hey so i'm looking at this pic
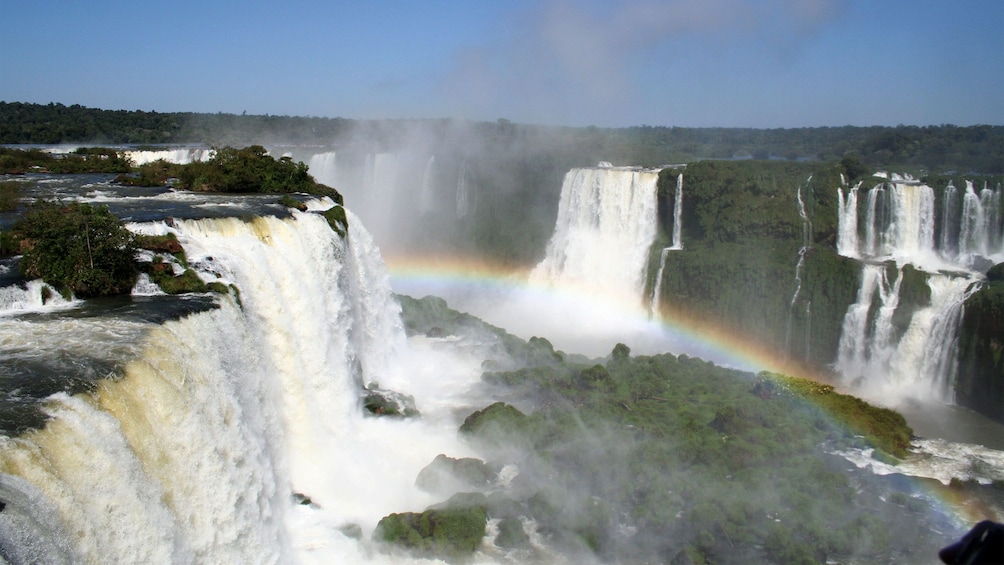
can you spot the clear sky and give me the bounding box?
[1,0,1002,128]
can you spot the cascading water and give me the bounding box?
[456,158,469,218]
[785,182,813,362]
[419,155,436,215]
[833,173,1001,404]
[670,173,684,250]
[837,182,860,258]
[0,207,481,563]
[307,150,338,188]
[649,173,683,316]
[124,148,214,166]
[530,165,660,301]
[837,175,1003,268]
[649,247,672,318]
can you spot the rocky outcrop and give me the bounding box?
[361,386,419,418]
[957,274,1004,424]
[415,454,496,496]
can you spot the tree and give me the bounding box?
[14,202,138,297]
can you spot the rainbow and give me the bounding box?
[385,253,1004,528]
[385,253,811,377]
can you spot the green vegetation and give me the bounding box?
[374,494,488,561]
[115,159,177,187]
[10,201,137,297]
[957,272,1004,423]
[3,102,1002,173]
[173,145,339,199]
[0,180,23,212]
[0,146,132,174]
[383,299,938,564]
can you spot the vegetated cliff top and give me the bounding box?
[2,101,1002,173]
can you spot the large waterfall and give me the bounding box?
[833,174,1000,403]
[530,165,660,300]
[0,208,479,563]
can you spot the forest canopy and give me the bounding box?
[2,101,1001,174]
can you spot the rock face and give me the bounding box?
[957,275,1004,424]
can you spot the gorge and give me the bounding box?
[0,144,1002,563]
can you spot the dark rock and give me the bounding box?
[416,454,496,496]
[425,326,449,338]
[362,386,420,418]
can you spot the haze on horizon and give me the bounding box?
[1,0,1002,129]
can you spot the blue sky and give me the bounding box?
[2,0,1002,128]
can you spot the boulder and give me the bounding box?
[362,386,420,418]
[415,454,496,496]
[374,493,488,561]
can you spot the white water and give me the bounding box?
[0,209,491,563]
[833,175,1002,405]
[836,176,1003,269]
[649,247,672,318]
[834,263,979,404]
[530,166,660,301]
[456,158,470,218]
[124,148,214,166]
[670,173,683,250]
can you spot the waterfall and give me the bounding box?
[940,182,959,259]
[456,158,469,218]
[306,150,338,187]
[835,264,903,383]
[419,155,436,215]
[887,274,979,400]
[530,166,661,301]
[0,209,429,563]
[785,182,814,362]
[833,174,999,405]
[124,148,213,166]
[670,173,684,250]
[837,182,860,258]
[842,177,1001,268]
[649,247,672,317]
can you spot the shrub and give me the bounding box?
[13,201,137,297]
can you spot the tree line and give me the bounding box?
[2,102,1001,173]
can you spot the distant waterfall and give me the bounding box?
[670,173,684,250]
[456,159,469,218]
[833,173,995,403]
[650,173,684,316]
[420,155,436,215]
[837,183,860,258]
[531,166,661,300]
[307,150,338,187]
[0,210,409,563]
[649,247,672,317]
[124,148,214,166]
[836,175,1003,268]
[784,181,814,362]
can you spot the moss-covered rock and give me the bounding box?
[321,205,348,237]
[458,402,527,443]
[373,494,488,562]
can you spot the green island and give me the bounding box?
[0,145,343,298]
[367,295,943,564]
